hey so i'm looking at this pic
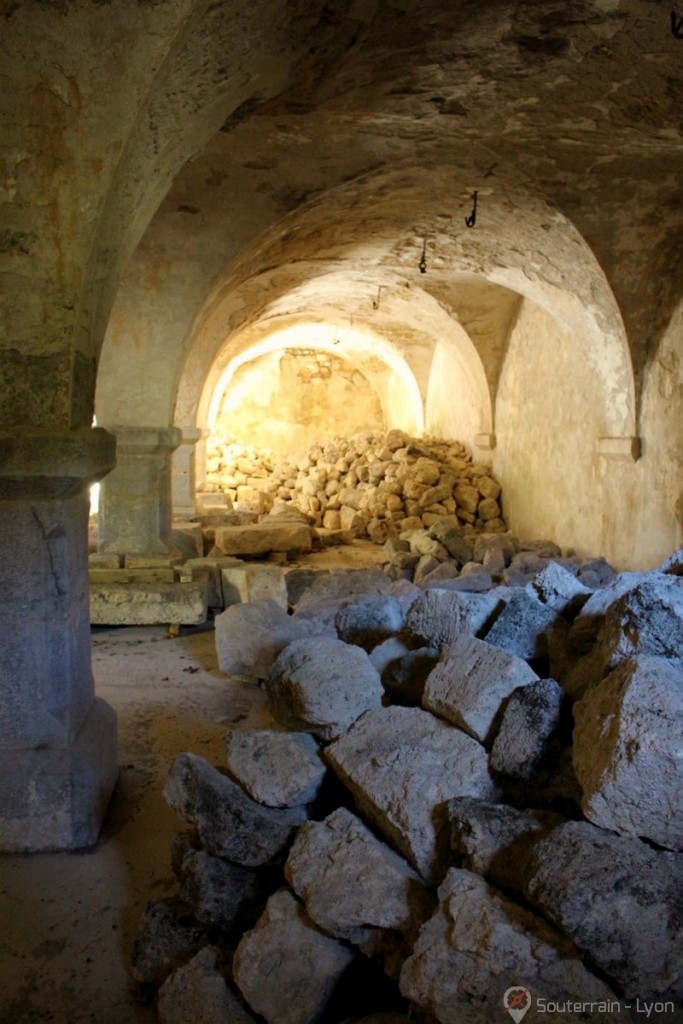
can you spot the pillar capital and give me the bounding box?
[102,425,181,456]
[0,427,116,500]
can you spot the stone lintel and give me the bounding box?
[597,436,641,462]
[0,428,116,499]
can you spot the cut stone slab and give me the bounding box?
[489,676,567,780]
[225,729,326,808]
[266,636,383,741]
[233,889,355,1024]
[285,807,435,967]
[293,568,392,611]
[523,820,683,1001]
[427,518,473,564]
[221,563,288,611]
[158,947,257,1024]
[404,588,506,652]
[214,521,312,556]
[131,896,206,986]
[89,567,175,583]
[399,868,622,1024]
[448,797,563,895]
[89,582,208,625]
[567,571,658,653]
[422,635,538,744]
[325,706,496,882]
[531,561,592,618]
[164,753,307,866]
[214,599,317,678]
[481,586,561,659]
[597,577,683,668]
[572,656,683,850]
[335,595,405,650]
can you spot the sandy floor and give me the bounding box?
[0,543,385,1024]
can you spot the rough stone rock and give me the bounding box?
[572,656,683,850]
[399,869,622,1024]
[164,753,307,866]
[406,531,449,561]
[293,568,392,611]
[420,561,461,587]
[523,820,683,1001]
[266,636,383,741]
[131,897,206,986]
[567,571,657,653]
[412,554,443,586]
[369,636,411,675]
[404,589,505,651]
[448,798,562,894]
[481,586,561,659]
[335,596,405,650]
[597,577,683,667]
[221,563,288,610]
[453,483,479,514]
[472,532,518,565]
[325,706,496,882]
[422,635,538,744]
[214,520,312,556]
[233,889,355,1024]
[658,548,683,576]
[426,569,493,593]
[214,599,315,678]
[158,947,257,1024]
[285,807,435,967]
[382,646,439,706]
[225,729,326,808]
[427,518,472,564]
[172,835,269,933]
[90,582,208,626]
[531,562,592,618]
[489,677,567,780]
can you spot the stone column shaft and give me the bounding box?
[172,425,203,518]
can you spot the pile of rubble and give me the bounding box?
[132,548,683,1024]
[204,431,506,543]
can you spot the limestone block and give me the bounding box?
[285,807,435,960]
[89,581,208,626]
[88,552,120,568]
[448,797,562,894]
[476,476,501,500]
[531,561,592,618]
[412,458,441,485]
[172,836,269,933]
[418,481,453,508]
[472,531,518,564]
[233,889,355,1024]
[489,676,567,781]
[477,497,500,521]
[422,635,538,744]
[225,729,326,808]
[524,821,683,1001]
[381,646,439,707]
[404,588,506,651]
[266,636,383,741]
[164,753,307,865]
[214,599,313,678]
[214,521,311,556]
[131,897,206,986]
[406,531,449,561]
[481,587,561,659]
[421,561,460,587]
[293,568,391,610]
[158,947,257,1024]
[399,869,622,1024]
[334,595,405,649]
[572,656,683,850]
[325,706,496,882]
[597,577,683,668]
[453,483,479,514]
[221,563,287,610]
[425,569,493,593]
[567,571,651,652]
[323,509,341,530]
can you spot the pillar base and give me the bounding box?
[0,698,118,852]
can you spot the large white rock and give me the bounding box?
[214,599,315,678]
[325,706,496,882]
[572,655,683,850]
[221,563,288,610]
[404,588,505,651]
[158,947,257,1024]
[90,581,208,626]
[481,587,561,660]
[225,729,326,808]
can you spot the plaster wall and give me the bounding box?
[424,331,492,451]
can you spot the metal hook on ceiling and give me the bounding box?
[372,286,385,309]
[418,236,428,273]
[465,190,478,228]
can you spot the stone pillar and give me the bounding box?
[0,428,118,851]
[172,426,203,518]
[98,426,181,555]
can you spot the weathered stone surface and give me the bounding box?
[489,676,567,780]
[404,589,505,651]
[214,520,312,556]
[567,571,656,653]
[335,595,405,650]
[221,563,288,610]
[422,635,538,743]
[598,577,683,667]
[524,821,683,1001]
[448,797,562,894]
[285,807,435,961]
[266,636,383,741]
[164,753,307,865]
[382,646,439,706]
[158,947,257,1024]
[369,636,411,675]
[531,561,592,618]
[481,586,561,659]
[172,833,271,933]
[658,548,683,576]
[326,706,496,882]
[233,889,355,1024]
[131,897,206,986]
[225,729,326,808]
[399,869,622,1024]
[572,656,683,850]
[293,568,392,610]
[90,582,208,626]
[214,599,314,678]
[427,518,472,564]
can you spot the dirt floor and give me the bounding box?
[0,542,385,1024]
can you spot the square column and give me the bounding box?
[98,426,181,555]
[171,426,204,518]
[0,429,118,851]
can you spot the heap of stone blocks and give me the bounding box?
[132,548,683,1024]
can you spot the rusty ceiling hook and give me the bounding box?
[465,190,478,228]
[418,236,427,273]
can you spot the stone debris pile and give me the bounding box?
[204,430,506,543]
[132,548,683,1024]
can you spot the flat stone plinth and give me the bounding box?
[214,521,312,557]
[90,582,208,626]
[0,698,118,852]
